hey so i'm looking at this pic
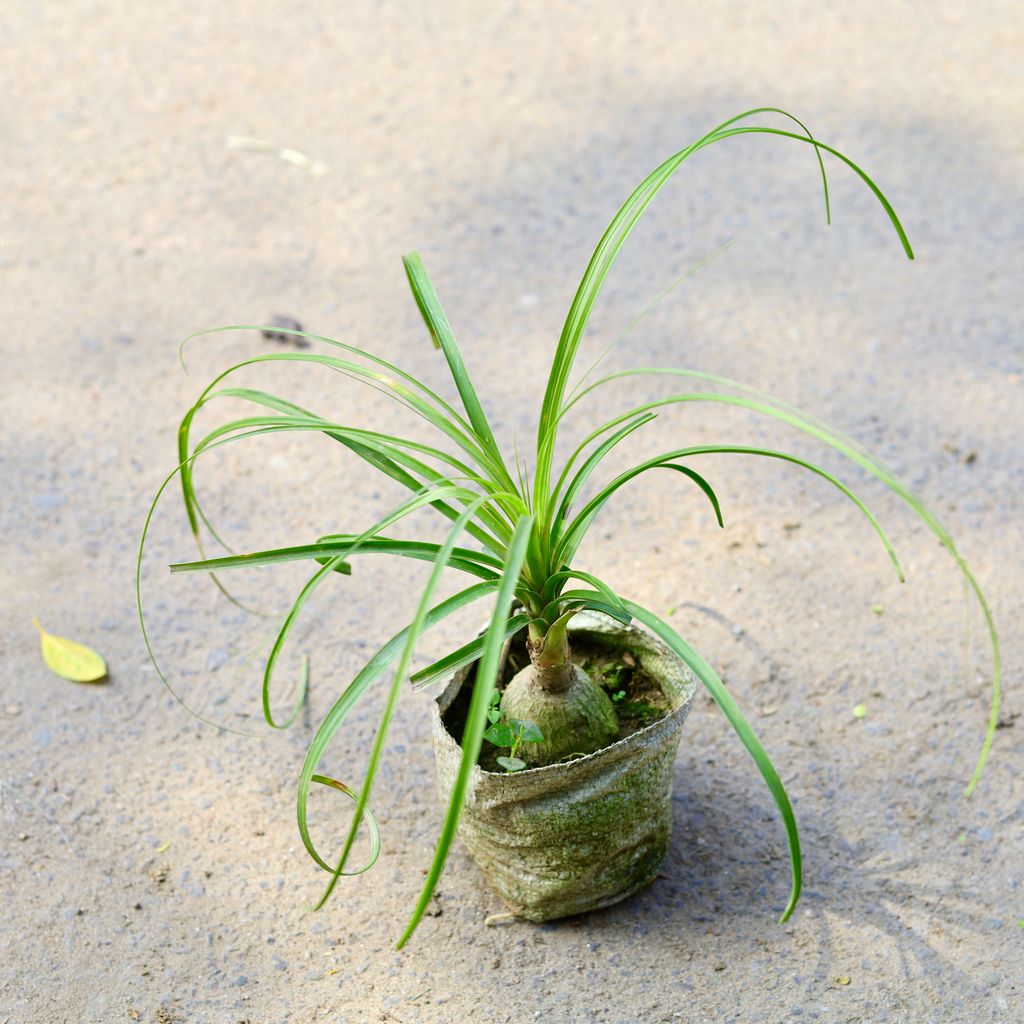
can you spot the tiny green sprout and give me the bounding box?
[853,703,868,719]
[612,689,627,703]
[486,687,502,724]
[484,706,544,772]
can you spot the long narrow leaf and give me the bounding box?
[178,351,507,513]
[397,514,534,948]
[209,387,507,551]
[191,412,518,544]
[409,613,532,690]
[540,567,629,617]
[565,238,738,403]
[260,484,488,729]
[544,589,633,627]
[315,536,501,579]
[176,348,472,545]
[295,581,499,873]
[556,459,724,565]
[625,601,801,921]
[179,323,472,430]
[171,545,354,575]
[551,413,657,527]
[141,423,507,737]
[561,374,999,788]
[533,107,909,528]
[402,253,509,481]
[140,428,347,737]
[540,108,829,446]
[307,774,382,876]
[312,497,492,909]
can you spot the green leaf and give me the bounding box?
[496,756,527,773]
[171,536,506,585]
[260,484,483,730]
[624,601,802,922]
[175,350,516,538]
[409,613,531,691]
[213,387,509,550]
[307,774,381,875]
[294,581,499,874]
[551,413,657,527]
[32,618,107,683]
[563,436,901,582]
[176,344,471,542]
[483,722,515,747]
[312,496,493,910]
[566,238,739,403]
[139,383,520,731]
[566,369,999,792]
[189,410,518,547]
[512,720,544,743]
[170,545,353,575]
[546,589,633,627]
[397,514,534,948]
[402,252,515,492]
[534,107,876,523]
[555,460,724,565]
[180,325,473,433]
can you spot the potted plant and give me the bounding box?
[138,107,1000,948]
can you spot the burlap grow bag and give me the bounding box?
[431,611,698,921]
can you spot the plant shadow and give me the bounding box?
[524,750,1004,1012]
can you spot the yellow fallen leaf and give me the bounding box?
[853,703,867,719]
[155,841,172,854]
[32,618,107,682]
[836,975,851,986]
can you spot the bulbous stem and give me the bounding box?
[501,625,620,766]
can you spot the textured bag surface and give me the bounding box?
[432,611,698,921]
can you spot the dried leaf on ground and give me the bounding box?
[32,618,107,682]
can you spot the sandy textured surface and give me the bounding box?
[2,2,1021,1022]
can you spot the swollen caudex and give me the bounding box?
[499,634,618,766]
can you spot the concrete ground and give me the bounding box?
[1,2,1021,1022]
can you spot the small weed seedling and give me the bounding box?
[483,689,544,773]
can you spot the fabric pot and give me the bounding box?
[431,610,698,921]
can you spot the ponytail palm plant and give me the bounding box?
[139,108,1000,948]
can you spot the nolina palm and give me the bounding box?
[139,108,1000,948]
